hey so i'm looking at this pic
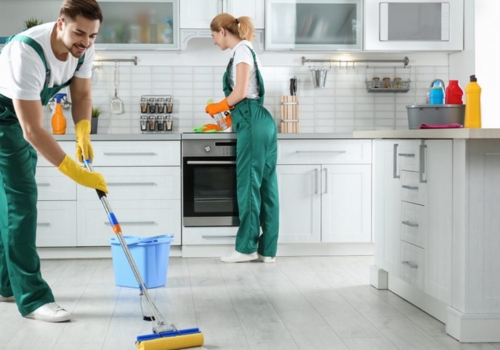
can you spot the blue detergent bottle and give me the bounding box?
[429,81,445,105]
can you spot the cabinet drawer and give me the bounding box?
[77,200,181,247]
[77,167,180,201]
[91,141,180,166]
[400,241,425,291]
[400,201,426,249]
[397,142,420,172]
[277,140,372,165]
[37,201,77,247]
[37,142,75,167]
[401,171,427,206]
[182,227,239,245]
[36,168,77,201]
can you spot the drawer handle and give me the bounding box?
[105,221,156,226]
[402,221,419,228]
[296,151,347,154]
[37,183,51,187]
[187,161,236,165]
[398,153,415,157]
[107,182,157,187]
[402,185,419,190]
[402,260,419,269]
[37,222,51,227]
[201,235,237,239]
[103,152,157,156]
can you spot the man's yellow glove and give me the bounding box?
[58,155,108,193]
[205,98,233,117]
[75,120,94,163]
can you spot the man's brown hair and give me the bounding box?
[60,0,103,23]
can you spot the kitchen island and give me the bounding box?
[353,129,500,342]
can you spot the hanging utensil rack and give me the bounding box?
[301,56,409,68]
[94,56,138,65]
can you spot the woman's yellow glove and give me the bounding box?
[58,155,108,193]
[75,120,94,163]
[205,98,233,116]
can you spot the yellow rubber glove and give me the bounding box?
[58,155,108,193]
[75,120,94,163]
[205,98,233,117]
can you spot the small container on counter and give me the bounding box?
[140,98,148,113]
[166,98,173,114]
[166,115,173,131]
[148,115,157,131]
[148,98,157,113]
[156,98,165,113]
[140,115,148,132]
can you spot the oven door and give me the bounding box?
[183,157,239,227]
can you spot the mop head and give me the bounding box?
[136,328,204,350]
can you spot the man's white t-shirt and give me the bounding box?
[0,22,94,101]
[229,40,261,100]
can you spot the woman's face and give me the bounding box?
[212,29,228,50]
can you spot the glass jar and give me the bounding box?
[140,115,148,132]
[382,77,391,89]
[166,115,173,131]
[372,77,380,88]
[156,116,164,131]
[394,77,402,89]
[148,115,156,131]
[156,98,165,113]
[140,98,148,113]
[148,98,156,113]
[166,98,173,114]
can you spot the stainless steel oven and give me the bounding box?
[182,138,239,227]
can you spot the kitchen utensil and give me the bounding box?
[406,104,465,129]
[111,61,124,114]
[289,76,297,96]
[310,68,329,88]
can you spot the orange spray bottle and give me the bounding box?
[51,93,67,135]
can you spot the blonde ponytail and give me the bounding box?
[210,13,255,41]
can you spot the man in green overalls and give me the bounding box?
[0,0,108,322]
[206,14,279,263]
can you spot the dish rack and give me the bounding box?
[365,79,411,93]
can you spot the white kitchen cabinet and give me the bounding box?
[277,140,372,243]
[180,0,264,29]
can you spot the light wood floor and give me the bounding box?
[1,256,499,350]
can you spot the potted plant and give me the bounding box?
[91,106,100,134]
[24,17,43,30]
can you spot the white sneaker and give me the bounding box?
[258,254,276,263]
[221,251,258,263]
[25,302,71,323]
[0,295,15,302]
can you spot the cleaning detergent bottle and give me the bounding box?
[429,81,445,105]
[464,75,482,128]
[51,93,67,135]
[445,80,464,104]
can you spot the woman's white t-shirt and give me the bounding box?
[229,40,261,99]
[0,22,94,101]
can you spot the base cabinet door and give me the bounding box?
[276,165,321,243]
[37,201,77,247]
[321,164,371,242]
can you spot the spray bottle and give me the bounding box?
[51,93,67,135]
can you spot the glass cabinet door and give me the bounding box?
[95,0,179,50]
[265,0,362,50]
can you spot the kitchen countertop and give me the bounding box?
[54,133,182,141]
[353,128,500,139]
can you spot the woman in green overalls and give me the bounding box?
[0,0,107,322]
[206,14,279,263]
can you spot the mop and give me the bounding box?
[84,160,204,350]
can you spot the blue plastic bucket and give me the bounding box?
[109,234,173,288]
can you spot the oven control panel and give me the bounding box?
[183,139,236,157]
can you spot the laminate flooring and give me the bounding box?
[1,256,499,350]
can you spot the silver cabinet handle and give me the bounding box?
[103,152,157,156]
[398,153,415,157]
[201,235,237,239]
[105,221,156,226]
[402,221,419,228]
[402,261,419,269]
[402,185,419,190]
[37,183,50,187]
[323,168,328,194]
[393,144,400,179]
[314,168,319,194]
[296,150,346,154]
[187,161,236,165]
[37,222,51,227]
[107,182,157,187]
[419,144,427,184]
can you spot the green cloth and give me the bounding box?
[0,35,81,316]
[223,46,279,257]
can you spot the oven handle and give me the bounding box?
[186,161,236,165]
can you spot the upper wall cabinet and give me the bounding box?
[95,0,180,50]
[265,0,363,51]
[180,0,265,29]
[364,0,464,51]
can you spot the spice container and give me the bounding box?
[157,98,165,113]
[166,98,173,113]
[394,77,402,89]
[148,115,156,131]
[140,115,148,132]
[382,77,391,89]
[156,116,165,131]
[148,98,156,113]
[140,98,148,113]
[372,77,380,88]
[166,115,173,131]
